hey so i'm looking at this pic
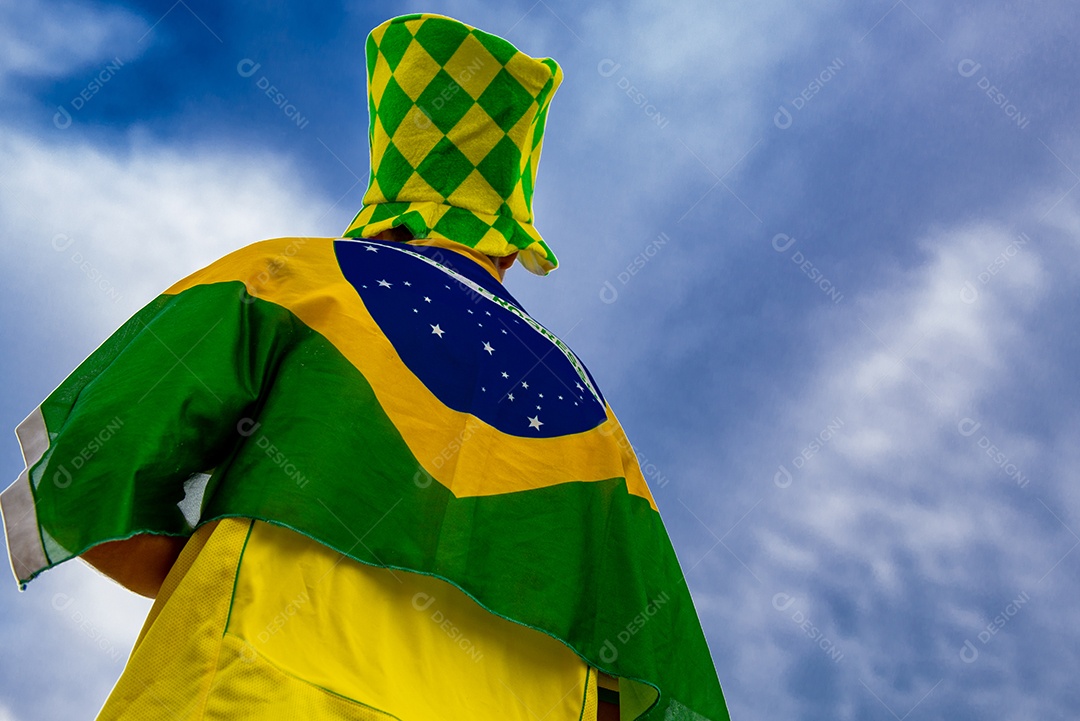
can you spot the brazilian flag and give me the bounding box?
[1,236,730,720]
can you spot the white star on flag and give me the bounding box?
[431,324,445,338]
[482,342,494,355]
[528,416,543,430]
[377,279,392,288]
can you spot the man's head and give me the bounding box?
[371,226,518,281]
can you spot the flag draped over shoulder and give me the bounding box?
[1,237,730,721]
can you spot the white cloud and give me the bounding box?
[678,206,1077,719]
[577,0,851,164]
[17,558,152,666]
[762,219,1051,571]
[0,0,147,82]
[0,555,151,718]
[0,128,339,346]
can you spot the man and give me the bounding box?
[2,13,729,720]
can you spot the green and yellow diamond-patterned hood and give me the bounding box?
[343,13,564,276]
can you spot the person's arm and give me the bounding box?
[80,533,187,599]
[2,252,288,590]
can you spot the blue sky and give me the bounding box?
[2,0,1079,719]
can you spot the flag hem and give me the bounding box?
[2,406,50,587]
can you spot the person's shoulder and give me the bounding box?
[205,236,342,270]
[164,237,340,296]
[229,236,337,259]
